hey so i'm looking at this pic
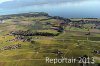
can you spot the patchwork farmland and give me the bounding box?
[0,12,100,66]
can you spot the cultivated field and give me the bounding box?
[0,12,100,66]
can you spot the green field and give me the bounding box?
[0,13,100,66]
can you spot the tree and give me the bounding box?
[57,25,64,32]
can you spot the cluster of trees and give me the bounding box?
[0,44,21,50]
[11,30,59,36]
[57,26,64,32]
[15,35,32,42]
[51,16,71,22]
[92,50,100,54]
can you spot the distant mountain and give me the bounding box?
[0,12,49,19]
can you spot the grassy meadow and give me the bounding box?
[0,13,100,66]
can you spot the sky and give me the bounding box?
[0,0,100,18]
[0,0,13,3]
[0,0,84,3]
[0,0,92,9]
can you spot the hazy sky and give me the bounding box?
[0,0,12,3]
[0,0,95,9]
[0,0,100,18]
[0,0,85,3]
